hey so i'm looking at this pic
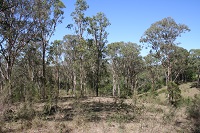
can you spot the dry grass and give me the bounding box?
[180,83,200,98]
[1,83,199,133]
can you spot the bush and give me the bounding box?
[187,94,200,133]
[167,82,182,107]
[43,104,58,115]
[17,104,35,120]
[3,109,16,122]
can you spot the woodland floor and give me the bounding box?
[1,83,200,133]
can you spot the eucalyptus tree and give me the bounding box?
[48,40,62,105]
[32,0,65,99]
[140,17,190,103]
[121,42,143,98]
[71,0,89,39]
[144,53,162,92]
[62,35,79,95]
[18,41,42,101]
[189,49,200,87]
[140,17,190,84]
[70,0,89,96]
[107,42,123,97]
[11,42,42,102]
[107,42,143,98]
[171,46,189,82]
[0,0,36,97]
[88,12,110,96]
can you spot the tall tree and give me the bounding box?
[0,0,36,97]
[144,53,161,92]
[88,12,110,96]
[62,35,79,95]
[171,46,189,82]
[107,42,123,97]
[189,49,200,87]
[140,17,190,103]
[121,42,143,100]
[32,0,65,99]
[71,0,89,96]
[48,40,62,107]
[107,42,143,98]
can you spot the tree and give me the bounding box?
[32,0,65,99]
[0,0,36,97]
[107,42,123,97]
[171,46,189,83]
[48,40,62,107]
[62,35,79,95]
[71,0,89,96]
[144,53,162,92]
[71,0,89,39]
[88,12,110,96]
[140,17,190,104]
[189,49,200,87]
[107,42,143,99]
[121,42,144,100]
[15,41,42,102]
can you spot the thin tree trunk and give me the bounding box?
[95,55,100,97]
[133,75,138,106]
[150,69,155,91]
[27,61,34,82]
[80,59,83,96]
[95,72,99,97]
[112,64,116,97]
[117,80,120,97]
[55,65,60,108]
[7,59,12,96]
[112,74,116,97]
[166,56,171,102]
[73,71,76,96]
[42,43,46,99]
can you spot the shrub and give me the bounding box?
[167,82,182,107]
[43,104,58,115]
[3,109,16,122]
[187,94,200,132]
[17,104,35,120]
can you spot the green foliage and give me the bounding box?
[186,94,200,132]
[140,17,190,51]
[99,83,112,96]
[12,81,39,103]
[187,95,200,119]
[120,88,132,98]
[140,17,190,104]
[167,82,182,107]
[189,49,200,87]
[180,97,193,106]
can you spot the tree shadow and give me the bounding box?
[63,99,138,123]
[35,97,140,123]
[190,82,200,90]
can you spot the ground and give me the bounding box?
[1,83,200,133]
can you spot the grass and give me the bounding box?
[0,82,199,133]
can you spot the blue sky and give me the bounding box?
[51,0,200,55]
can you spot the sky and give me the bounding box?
[51,0,200,56]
